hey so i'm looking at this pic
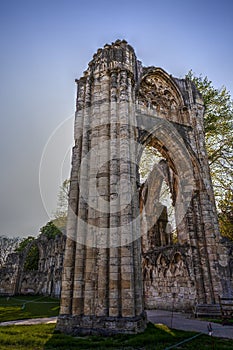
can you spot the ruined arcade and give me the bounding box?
[56,40,229,335]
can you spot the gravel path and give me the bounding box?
[147,309,233,339]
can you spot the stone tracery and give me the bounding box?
[137,69,189,124]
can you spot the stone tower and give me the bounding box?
[56,40,225,335]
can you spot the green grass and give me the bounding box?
[203,317,233,325]
[0,322,233,350]
[0,295,60,322]
[0,298,232,349]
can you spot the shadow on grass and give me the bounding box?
[0,322,233,349]
[0,295,60,322]
[44,323,199,350]
[44,322,233,350]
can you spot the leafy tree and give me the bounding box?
[139,146,159,182]
[0,236,21,267]
[186,71,233,199]
[186,71,233,239]
[39,221,62,239]
[218,190,233,240]
[24,244,39,271]
[53,179,70,229]
[16,236,35,252]
[16,236,40,271]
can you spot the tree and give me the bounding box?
[15,236,39,271]
[39,221,62,239]
[0,236,21,267]
[139,146,159,182]
[53,179,70,229]
[16,236,35,252]
[24,244,39,271]
[186,71,233,239]
[218,190,233,240]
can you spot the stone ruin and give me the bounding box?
[55,40,232,335]
[0,233,66,297]
[0,40,232,335]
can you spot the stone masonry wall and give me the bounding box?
[0,233,66,297]
[0,232,233,308]
[143,247,196,311]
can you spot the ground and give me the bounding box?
[0,296,233,349]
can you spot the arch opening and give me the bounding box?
[138,134,197,311]
[139,145,177,249]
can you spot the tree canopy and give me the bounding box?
[186,71,233,201]
[53,179,70,229]
[39,221,62,239]
[187,71,233,239]
[24,244,39,271]
[16,236,35,252]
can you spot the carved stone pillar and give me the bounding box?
[57,40,147,336]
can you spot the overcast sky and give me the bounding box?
[0,0,232,238]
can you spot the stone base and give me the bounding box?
[56,312,147,336]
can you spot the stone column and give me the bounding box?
[57,40,147,336]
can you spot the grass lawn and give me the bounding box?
[0,295,60,322]
[0,297,232,349]
[0,322,233,350]
[203,317,233,325]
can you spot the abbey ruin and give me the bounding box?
[0,233,65,297]
[0,40,232,336]
[56,40,232,335]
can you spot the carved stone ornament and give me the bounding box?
[138,72,188,124]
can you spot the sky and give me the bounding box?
[0,0,233,238]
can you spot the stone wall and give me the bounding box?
[143,247,196,311]
[0,233,66,297]
[0,231,233,308]
[0,252,20,296]
[217,238,233,298]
